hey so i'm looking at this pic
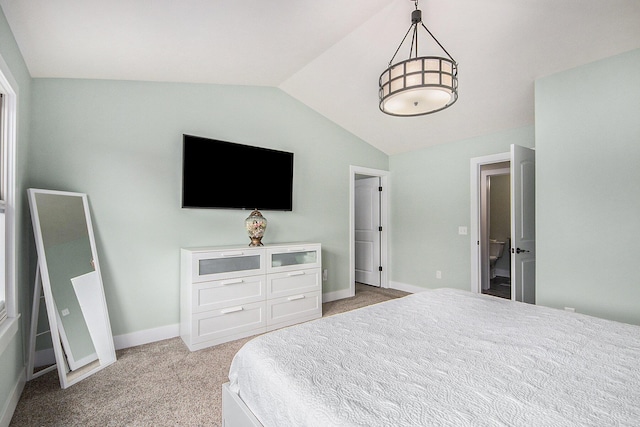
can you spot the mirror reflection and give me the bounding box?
[28,189,116,388]
[35,192,97,367]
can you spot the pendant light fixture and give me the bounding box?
[379,0,458,117]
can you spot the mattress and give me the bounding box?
[228,288,640,426]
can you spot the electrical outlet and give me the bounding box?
[61,308,70,316]
[564,307,575,312]
[436,271,442,279]
[322,269,328,281]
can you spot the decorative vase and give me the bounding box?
[245,209,267,247]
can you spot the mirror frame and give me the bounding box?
[28,188,116,388]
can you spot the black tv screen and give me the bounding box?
[182,135,294,211]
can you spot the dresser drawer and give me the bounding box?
[191,301,266,345]
[267,291,322,329]
[266,268,321,299]
[267,244,321,274]
[192,275,265,313]
[191,248,265,283]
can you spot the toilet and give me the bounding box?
[489,239,505,279]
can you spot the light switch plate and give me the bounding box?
[458,226,468,235]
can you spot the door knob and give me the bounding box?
[515,248,530,254]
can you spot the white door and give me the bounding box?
[355,177,381,286]
[510,145,536,303]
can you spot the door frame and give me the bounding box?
[470,152,510,295]
[349,165,389,297]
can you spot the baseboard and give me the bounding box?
[495,269,510,278]
[32,324,181,361]
[113,323,179,350]
[34,348,55,367]
[0,368,25,427]
[388,281,425,294]
[322,288,352,303]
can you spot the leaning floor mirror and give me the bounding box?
[28,188,116,389]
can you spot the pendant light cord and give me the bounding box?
[387,25,415,67]
[419,22,456,64]
[387,0,457,66]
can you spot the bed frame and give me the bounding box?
[222,382,264,427]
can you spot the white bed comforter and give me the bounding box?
[228,288,640,426]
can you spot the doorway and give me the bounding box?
[355,176,381,288]
[480,165,511,299]
[470,146,536,303]
[349,166,389,298]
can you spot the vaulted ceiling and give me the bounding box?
[2,0,639,154]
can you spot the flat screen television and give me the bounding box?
[181,134,294,211]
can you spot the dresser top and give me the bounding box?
[182,242,320,253]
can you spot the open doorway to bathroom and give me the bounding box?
[471,146,536,303]
[480,163,511,300]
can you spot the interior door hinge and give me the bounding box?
[378,186,382,192]
[378,266,383,272]
[378,226,383,232]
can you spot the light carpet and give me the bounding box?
[10,284,408,426]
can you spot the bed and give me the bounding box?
[223,288,640,426]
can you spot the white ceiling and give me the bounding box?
[2,0,640,155]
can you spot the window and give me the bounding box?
[0,54,17,330]
[0,93,6,324]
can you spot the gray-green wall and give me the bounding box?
[389,127,535,289]
[536,48,640,325]
[29,78,388,336]
[0,5,31,425]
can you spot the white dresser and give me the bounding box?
[180,242,322,351]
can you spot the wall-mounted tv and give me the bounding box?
[181,134,294,211]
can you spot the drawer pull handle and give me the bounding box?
[287,271,305,277]
[221,306,243,314]
[221,251,244,257]
[288,295,305,301]
[221,279,244,286]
